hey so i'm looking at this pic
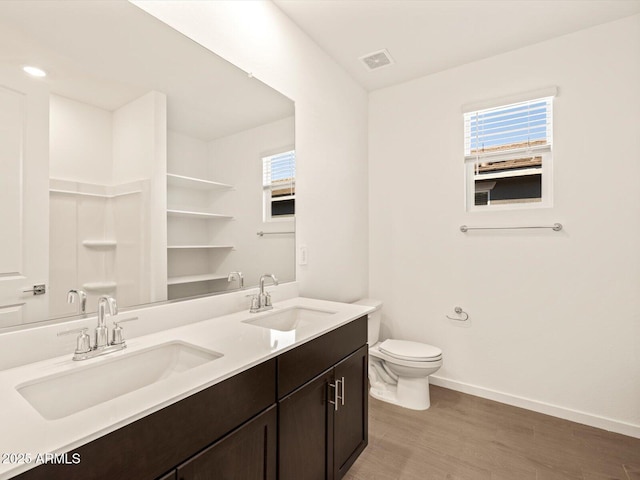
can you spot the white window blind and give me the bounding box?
[464,96,553,161]
[263,150,295,195]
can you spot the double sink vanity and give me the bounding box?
[0,290,373,480]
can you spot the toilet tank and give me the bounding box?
[352,299,382,345]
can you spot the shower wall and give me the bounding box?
[48,93,162,317]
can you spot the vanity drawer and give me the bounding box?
[277,315,367,399]
[14,359,276,480]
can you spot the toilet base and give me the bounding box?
[369,376,432,410]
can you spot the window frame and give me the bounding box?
[262,148,295,223]
[463,90,556,212]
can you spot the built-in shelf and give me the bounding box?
[167,173,233,191]
[82,281,117,292]
[166,171,235,292]
[167,209,233,220]
[167,273,228,286]
[50,178,143,199]
[82,240,117,248]
[167,245,234,250]
[49,189,141,199]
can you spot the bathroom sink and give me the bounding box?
[242,306,335,332]
[17,341,222,420]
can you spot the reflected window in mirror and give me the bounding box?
[263,150,296,221]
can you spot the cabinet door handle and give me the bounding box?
[329,380,340,411]
[329,376,346,411]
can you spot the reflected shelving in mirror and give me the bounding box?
[82,240,117,249]
[0,0,295,329]
[167,245,235,250]
[167,173,233,191]
[82,282,118,293]
[167,274,229,286]
[166,210,234,220]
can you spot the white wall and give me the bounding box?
[49,94,112,183]
[113,91,168,302]
[132,0,369,302]
[167,130,209,180]
[369,15,640,436]
[209,116,296,288]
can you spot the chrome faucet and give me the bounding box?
[250,274,279,313]
[58,295,138,361]
[96,295,118,348]
[227,271,244,289]
[67,289,87,315]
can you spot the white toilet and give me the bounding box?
[354,299,443,410]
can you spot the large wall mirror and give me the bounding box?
[0,1,295,330]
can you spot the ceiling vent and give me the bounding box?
[359,49,394,71]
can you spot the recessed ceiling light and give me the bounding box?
[23,65,47,77]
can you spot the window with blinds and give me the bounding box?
[464,94,554,210]
[262,150,295,221]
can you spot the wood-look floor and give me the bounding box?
[344,386,640,480]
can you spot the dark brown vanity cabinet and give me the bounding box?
[333,345,368,478]
[279,369,336,480]
[279,346,368,480]
[14,316,367,480]
[176,405,277,480]
[14,360,277,480]
[157,472,177,480]
[278,317,368,480]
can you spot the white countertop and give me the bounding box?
[0,297,373,479]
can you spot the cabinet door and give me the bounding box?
[333,345,368,479]
[279,369,335,480]
[177,405,277,480]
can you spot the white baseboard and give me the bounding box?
[429,375,640,439]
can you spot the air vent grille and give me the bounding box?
[359,49,394,71]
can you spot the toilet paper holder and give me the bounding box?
[446,307,469,321]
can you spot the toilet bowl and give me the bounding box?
[353,299,443,411]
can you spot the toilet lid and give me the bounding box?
[379,339,442,361]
